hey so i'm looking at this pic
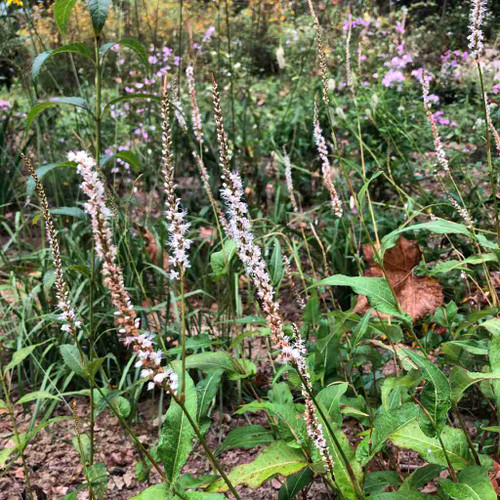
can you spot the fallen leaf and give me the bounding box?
[354,236,443,322]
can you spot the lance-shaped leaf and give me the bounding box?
[26,161,76,197]
[439,466,496,500]
[391,420,492,470]
[87,0,112,36]
[450,367,500,403]
[312,274,409,322]
[32,44,94,82]
[216,425,274,455]
[206,441,308,492]
[26,97,91,131]
[316,403,363,500]
[101,93,160,117]
[157,371,197,490]
[196,369,223,422]
[400,464,444,491]
[356,403,419,466]
[381,219,472,254]
[54,0,77,33]
[99,38,149,69]
[402,349,450,436]
[278,468,314,500]
[485,318,500,414]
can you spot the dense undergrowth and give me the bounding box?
[1,0,500,498]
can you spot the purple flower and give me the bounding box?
[382,69,406,88]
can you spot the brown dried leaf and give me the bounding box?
[354,236,443,322]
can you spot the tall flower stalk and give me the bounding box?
[72,150,179,393]
[313,98,343,218]
[212,76,364,498]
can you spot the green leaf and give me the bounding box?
[450,367,500,403]
[73,434,91,462]
[364,471,402,495]
[429,254,498,276]
[158,370,197,489]
[210,240,237,277]
[102,93,160,117]
[59,344,86,376]
[0,446,16,467]
[26,97,91,131]
[0,399,6,410]
[49,206,87,219]
[358,171,383,208]
[312,274,409,321]
[278,468,314,500]
[196,369,223,422]
[316,382,348,425]
[371,493,429,499]
[400,464,443,491]
[130,486,225,500]
[54,0,77,33]
[439,466,496,499]
[316,406,363,499]
[99,38,149,69]
[207,441,308,492]
[380,371,421,411]
[216,425,274,455]
[356,404,419,466]
[88,462,108,496]
[178,352,244,375]
[402,349,451,436]
[16,391,61,405]
[87,0,112,35]
[5,341,50,372]
[381,220,471,254]
[391,420,491,470]
[115,151,140,172]
[115,396,131,418]
[32,44,94,82]
[270,240,283,287]
[26,161,76,197]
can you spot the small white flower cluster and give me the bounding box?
[186,66,203,144]
[59,308,81,333]
[160,86,192,281]
[420,72,450,173]
[283,326,334,473]
[72,150,178,393]
[448,196,473,227]
[173,97,188,132]
[313,101,343,217]
[468,0,487,58]
[283,148,299,214]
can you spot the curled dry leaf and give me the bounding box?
[354,236,443,322]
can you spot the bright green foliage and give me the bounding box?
[439,466,497,499]
[207,441,309,492]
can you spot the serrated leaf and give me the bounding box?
[402,349,450,436]
[158,370,197,489]
[216,425,274,455]
[207,441,308,492]
[26,97,91,130]
[16,391,61,405]
[439,466,496,499]
[54,0,77,33]
[87,0,112,35]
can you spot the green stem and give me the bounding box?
[296,370,365,499]
[1,371,34,500]
[169,390,242,499]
